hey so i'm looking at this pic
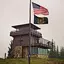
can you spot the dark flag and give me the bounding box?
[34,15,48,24]
[32,2,49,15]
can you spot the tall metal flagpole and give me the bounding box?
[28,0,31,64]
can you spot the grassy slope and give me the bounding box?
[0,58,64,64]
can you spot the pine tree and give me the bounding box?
[48,40,57,58]
[56,45,59,58]
[48,39,54,58]
[60,47,64,58]
[8,40,13,58]
[52,42,57,58]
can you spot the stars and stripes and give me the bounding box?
[32,2,49,15]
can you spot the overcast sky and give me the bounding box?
[0,0,64,58]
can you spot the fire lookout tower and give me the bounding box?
[9,23,52,58]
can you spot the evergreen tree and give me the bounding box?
[8,40,13,58]
[48,40,57,58]
[56,45,59,58]
[52,42,57,58]
[60,47,64,58]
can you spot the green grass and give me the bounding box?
[0,58,28,64]
[0,58,64,64]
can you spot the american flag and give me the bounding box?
[32,2,49,15]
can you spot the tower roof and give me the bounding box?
[12,23,40,30]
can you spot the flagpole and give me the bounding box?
[28,0,31,64]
